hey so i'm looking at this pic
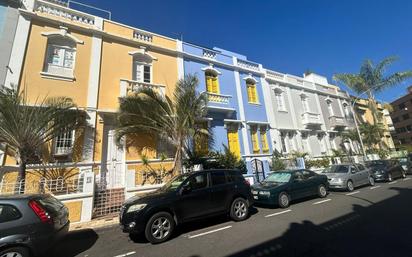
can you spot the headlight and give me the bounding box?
[259,191,270,196]
[126,203,147,213]
[332,178,342,183]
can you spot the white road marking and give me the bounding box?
[114,252,136,257]
[188,225,232,239]
[370,185,381,189]
[265,209,292,218]
[346,191,360,196]
[403,178,411,181]
[313,198,332,205]
[389,181,398,184]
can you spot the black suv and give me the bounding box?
[120,169,253,243]
[0,194,69,257]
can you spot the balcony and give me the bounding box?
[35,0,95,26]
[205,92,235,114]
[301,112,323,127]
[329,115,347,130]
[119,79,166,97]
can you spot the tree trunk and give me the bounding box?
[173,148,182,175]
[16,160,26,194]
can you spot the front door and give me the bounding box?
[290,171,311,199]
[209,170,231,212]
[105,129,124,188]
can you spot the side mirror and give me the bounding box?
[351,169,356,174]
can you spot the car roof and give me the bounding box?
[0,194,47,201]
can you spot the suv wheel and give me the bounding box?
[0,247,29,257]
[230,197,249,221]
[318,184,327,198]
[145,212,175,244]
[347,180,354,192]
[278,192,290,208]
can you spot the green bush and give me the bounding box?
[203,145,248,174]
[305,157,330,169]
[270,155,286,171]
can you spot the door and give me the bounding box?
[106,129,124,188]
[290,171,312,199]
[302,170,319,195]
[177,173,212,221]
[349,165,363,186]
[356,164,370,185]
[209,170,232,212]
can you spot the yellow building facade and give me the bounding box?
[0,0,182,221]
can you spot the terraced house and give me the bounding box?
[262,71,357,157]
[181,43,272,179]
[0,0,180,222]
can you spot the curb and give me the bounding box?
[69,215,119,231]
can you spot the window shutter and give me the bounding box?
[251,129,260,154]
[134,63,142,82]
[228,129,240,158]
[212,77,220,94]
[261,130,269,153]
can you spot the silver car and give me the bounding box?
[323,164,375,191]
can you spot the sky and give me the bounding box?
[71,0,412,103]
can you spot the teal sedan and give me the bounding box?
[251,170,329,208]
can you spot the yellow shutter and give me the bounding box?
[247,84,258,103]
[247,85,252,102]
[253,86,258,103]
[227,129,240,159]
[261,129,269,153]
[206,76,213,92]
[251,128,260,154]
[212,77,220,94]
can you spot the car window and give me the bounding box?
[184,173,208,190]
[350,166,357,173]
[302,170,315,179]
[357,164,365,171]
[294,171,305,181]
[323,165,349,173]
[0,204,21,223]
[211,170,227,186]
[37,196,65,214]
[226,171,242,183]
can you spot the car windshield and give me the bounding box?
[323,165,349,173]
[367,161,387,167]
[264,172,291,183]
[161,173,191,191]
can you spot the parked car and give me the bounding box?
[323,164,375,191]
[0,194,70,257]
[250,169,328,208]
[119,169,253,244]
[366,160,406,182]
[397,157,412,174]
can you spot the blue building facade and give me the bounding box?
[180,42,272,180]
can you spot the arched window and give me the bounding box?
[204,69,220,94]
[300,94,310,112]
[246,79,259,104]
[43,36,77,77]
[274,88,286,112]
[132,53,153,83]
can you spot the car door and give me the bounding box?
[349,165,362,187]
[0,203,24,238]
[177,172,213,221]
[209,170,232,213]
[356,164,369,185]
[290,171,312,200]
[302,170,320,196]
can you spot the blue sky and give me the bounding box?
[73,0,412,103]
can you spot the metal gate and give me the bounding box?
[251,158,265,183]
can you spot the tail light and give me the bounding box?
[244,179,251,186]
[29,200,52,224]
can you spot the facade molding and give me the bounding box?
[41,27,84,44]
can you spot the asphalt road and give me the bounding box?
[51,176,412,257]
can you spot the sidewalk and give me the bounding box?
[69,215,119,231]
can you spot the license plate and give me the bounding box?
[253,195,258,200]
[251,190,258,194]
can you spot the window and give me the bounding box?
[251,127,260,154]
[343,103,350,118]
[37,196,65,214]
[260,129,269,154]
[44,36,76,77]
[318,133,326,153]
[403,114,410,120]
[54,130,75,155]
[280,132,288,153]
[133,54,152,83]
[0,204,21,223]
[247,81,259,103]
[227,126,240,158]
[357,164,366,171]
[329,133,337,150]
[205,71,220,94]
[293,171,304,181]
[301,96,310,112]
[184,173,208,190]
[301,132,310,152]
[275,89,286,111]
[211,170,226,186]
[194,121,209,155]
[302,170,315,179]
[156,137,175,159]
[327,100,334,116]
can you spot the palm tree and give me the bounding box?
[0,87,84,193]
[333,56,412,123]
[116,74,210,174]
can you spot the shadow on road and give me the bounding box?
[47,228,98,257]
[227,186,412,257]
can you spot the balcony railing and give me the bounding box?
[237,59,260,72]
[206,92,232,104]
[120,79,165,97]
[203,49,217,59]
[301,112,322,126]
[329,115,347,129]
[35,0,95,26]
[133,31,153,43]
